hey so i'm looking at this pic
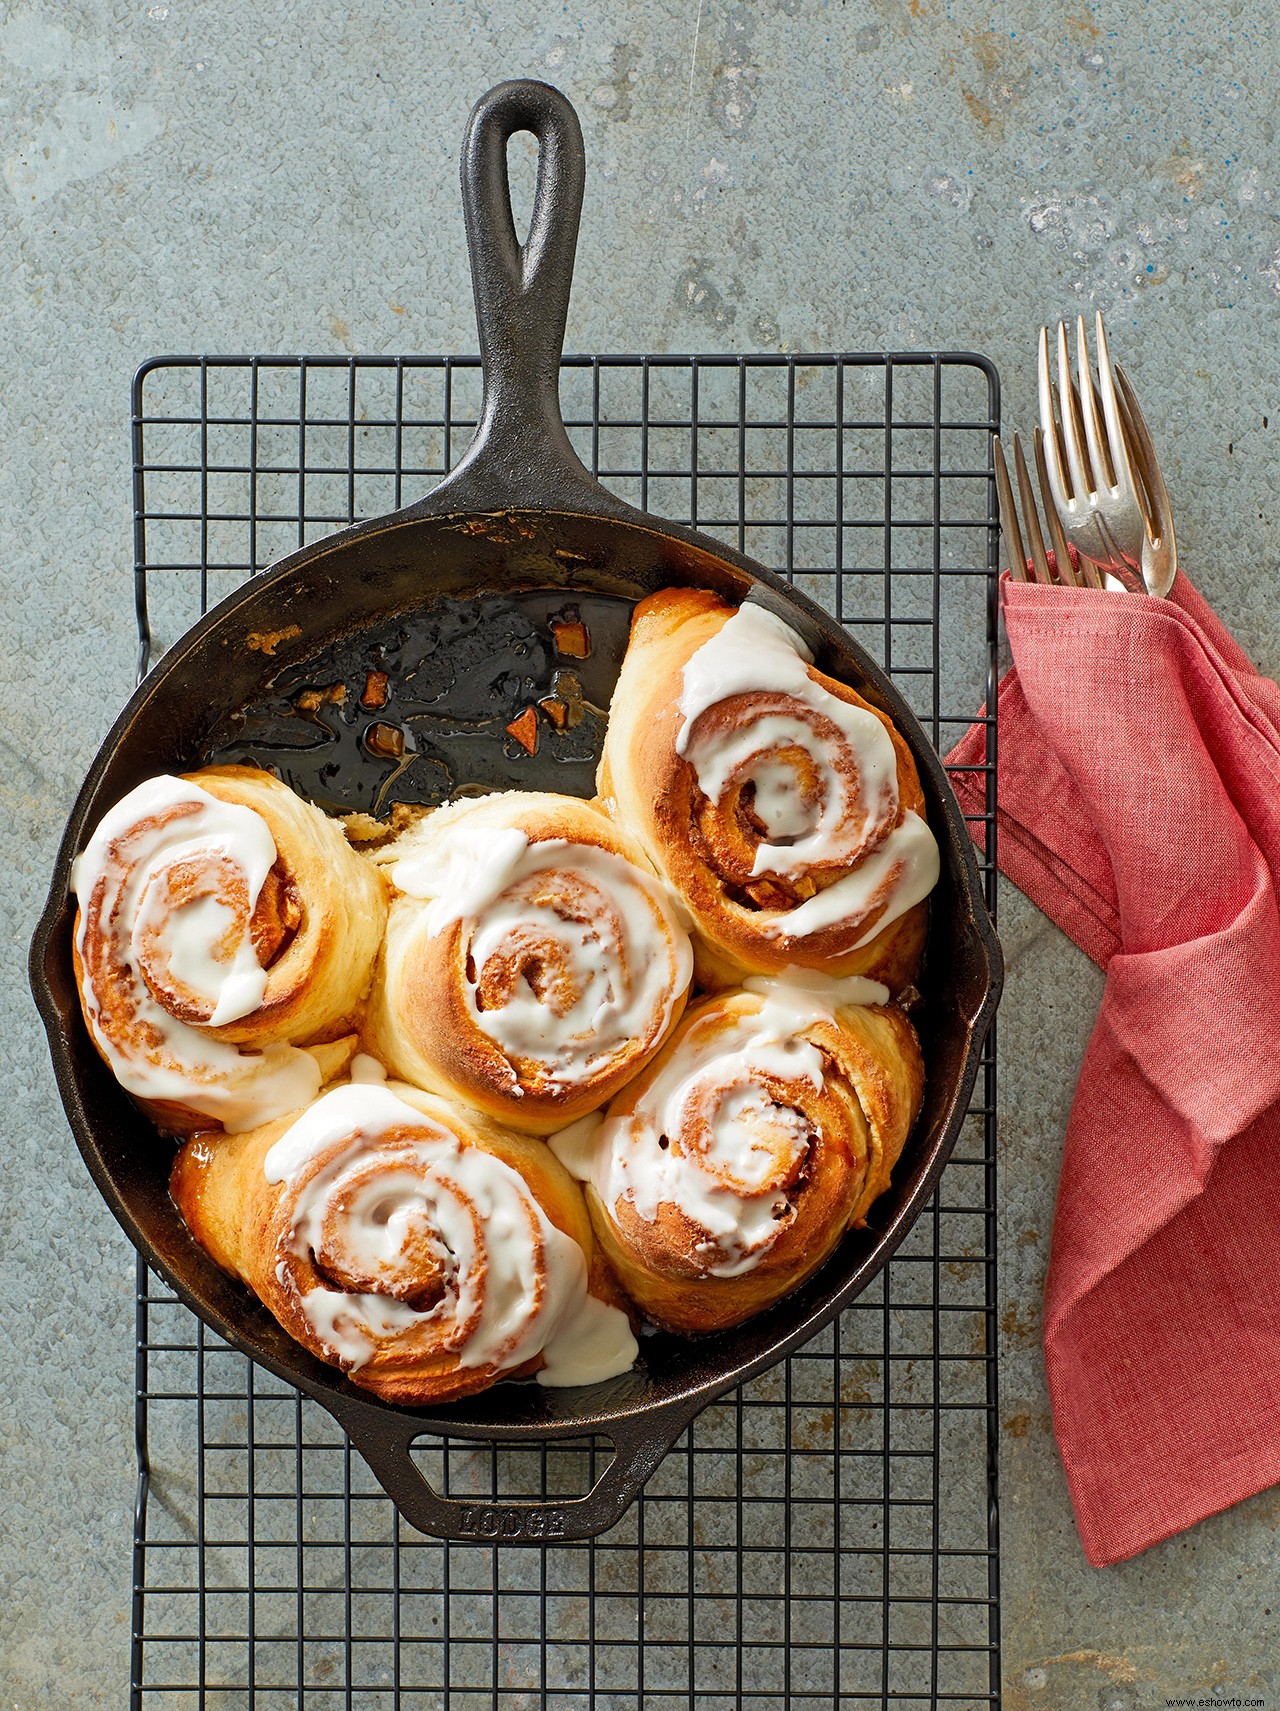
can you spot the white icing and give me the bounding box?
[702,1082,809,1190]
[397,832,693,1090]
[264,1082,634,1385]
[71,774,320,1132]
[547,1113,606,1183]
[266,1082,404,1182]
[348,1053,389,1085]
[391,825,530,934]
[689,711,880,879]
[146,892,268,1026]
[537,1292,639,1388]
[674,601,940,942]
[297,1285,422,1369]
[741,968,890,1011]
[744,748,820,842]
[587,993,838,1278]
[676,604,897,871]
[767,810,940,944]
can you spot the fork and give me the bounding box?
[993,429,1089,586]
[1037,312,1177,596]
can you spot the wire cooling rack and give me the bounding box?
[129,350,1001,1709]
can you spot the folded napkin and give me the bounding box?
[946,572,1280,1567]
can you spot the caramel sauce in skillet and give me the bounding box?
[201,591,632,816]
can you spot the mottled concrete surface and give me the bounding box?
[5,1,1280,1705]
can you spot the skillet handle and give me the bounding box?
[425,80,622,518]
[335,1398,698,1544]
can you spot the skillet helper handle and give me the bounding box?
[432,79,604,513]
[338,1401,696,1544]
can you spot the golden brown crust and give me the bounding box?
[362,791,692,1135]
[171,1077,619,1405]
[596,588,930,992]
[191,767,389,1045]
[583,990,924,1334]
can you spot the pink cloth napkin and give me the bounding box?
[945,571,1280,1567]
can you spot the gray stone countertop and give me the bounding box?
[3,2,1279,1705]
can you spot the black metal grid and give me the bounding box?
[129,350,1001,1709]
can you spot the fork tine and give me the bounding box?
[1013,434,1055,585]
[1056,319,1095,502]
[1032,426,1088,587]
[1076,313,1116,491]
[993,435,1032,581]
[1114,363,1178,596]
[1037,324,1073,510]
[1110,368,1156,530]
[1092,312,1141,515]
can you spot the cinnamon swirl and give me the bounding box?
[363,792,693,1134]
[551,976,924,1333]
[170,1063,638,1402]
[71,766,387,1133]
[597,589,940,993]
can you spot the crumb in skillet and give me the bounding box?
[548,668,587,728]
[342,802,430,847]
[245,624,302,656]
[365,722,405,759]
[295,683,347,714]
[506,707,540,755]
[552,618,590,658]
[361,670,390,709]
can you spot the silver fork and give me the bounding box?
[993,429,1087,585]
[1038,311,1177,596]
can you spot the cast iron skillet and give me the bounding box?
[30,79,1002,1544]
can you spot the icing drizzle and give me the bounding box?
[265,1082,636,1386]
[674,602,940,942]
[553,981,879,1279]
[394,830,693,1091]
[71,775,320,1131]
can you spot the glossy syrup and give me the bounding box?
[201,590,636,817]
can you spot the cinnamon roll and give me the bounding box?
[71,766,387,1133]
[597,589,940,993]
[170,1063,638,1402]
[551,976,924,1334]
[363,792,694,1134]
